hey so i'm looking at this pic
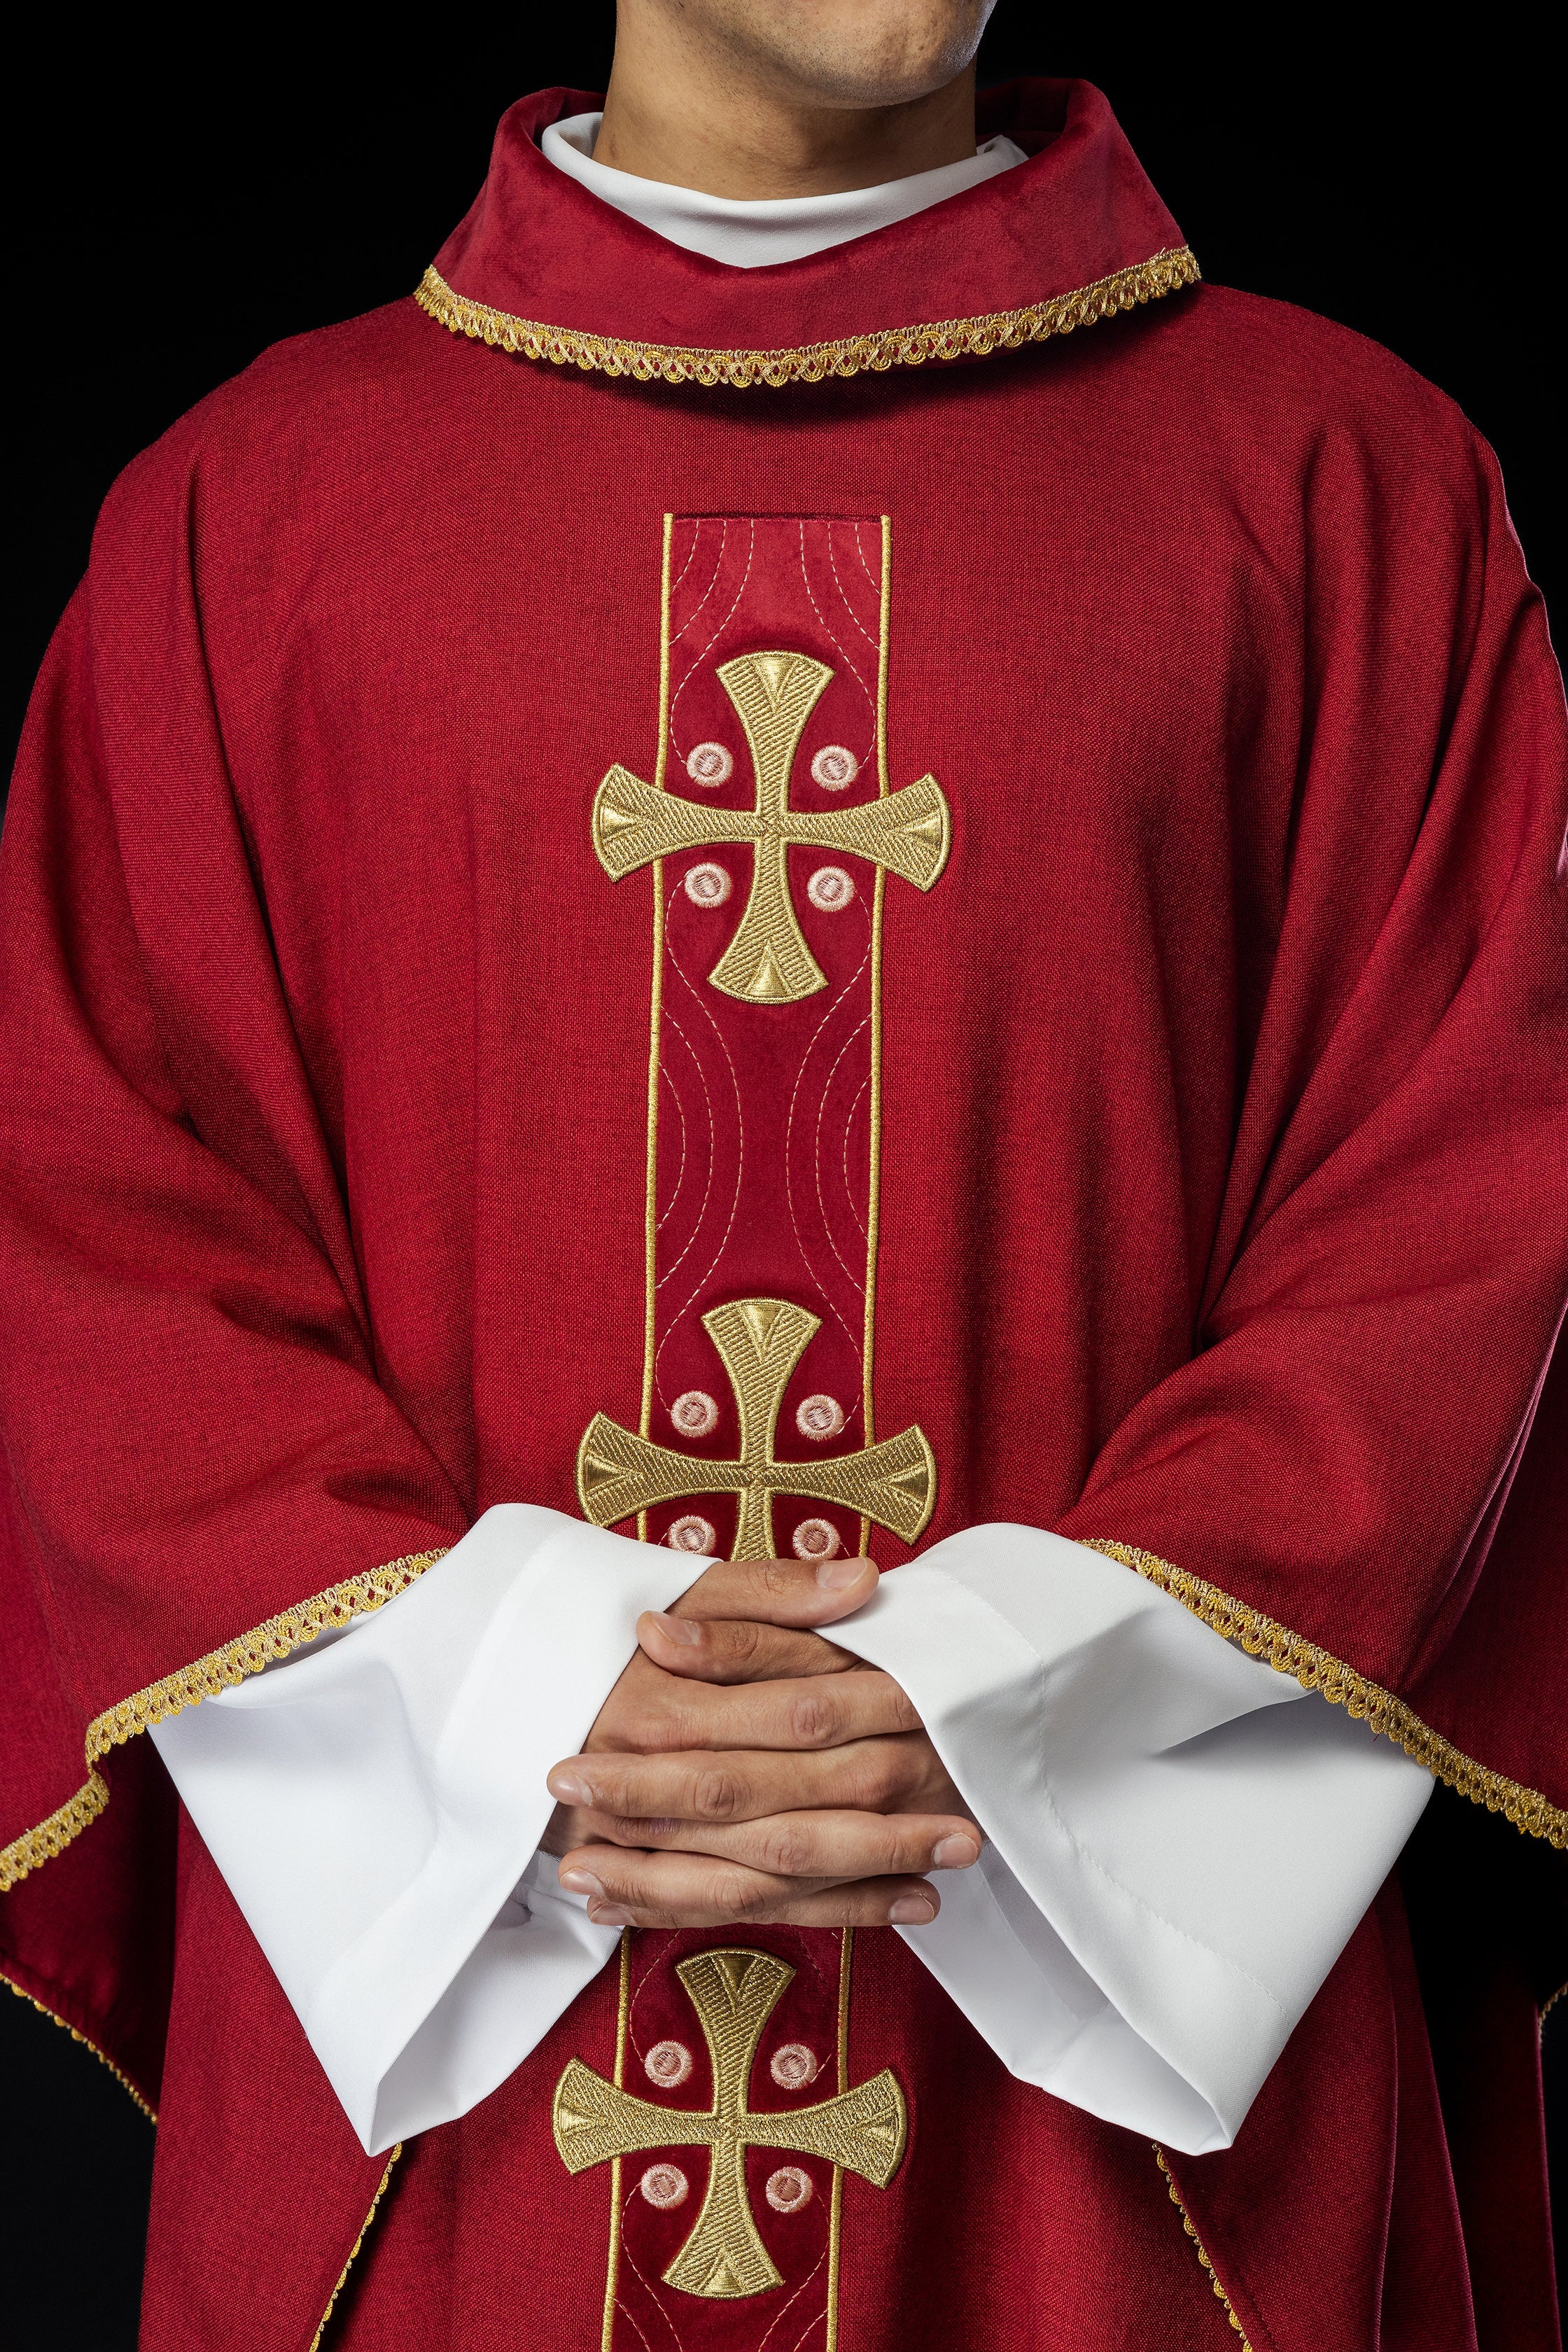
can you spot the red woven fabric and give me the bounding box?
[431,82,1186,356]
[333,1891,1479,2352]
[1,79,1562,2351]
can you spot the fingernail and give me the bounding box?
[547,1770,592,1805]
[557,1868,604,1898]
[932,1835,979,1869]
[647,1609,703,1646]
[589,1905,634,1927]
[817,1554,869,1591]
[890,1894,935,1924]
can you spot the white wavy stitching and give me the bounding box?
[671,520,755,754]
[613,2210,674,2352]
[628,1942,671,2050]
[652,1011,715,1295]
[825,524,881,655]
[668,519,701,600]
[654,1056,690,1236]
[759,2248,828,2351]
[816,1012,874,1296]
[655,891,746,1404]
[797,523,873,768]
[789,2292,831,2352]
[783,917,873,1374]
[670,521,724,651]
[841,1074,872,1245]
[665,520,727,764]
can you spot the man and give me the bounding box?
[1,2,1564,2346]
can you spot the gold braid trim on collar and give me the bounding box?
[412,246,1200,389]
[1082,1539,1567,1849]
[0,1548,449,1891]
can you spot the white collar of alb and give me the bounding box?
[540,111,1027,270]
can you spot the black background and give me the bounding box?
[3,7,1563,2345]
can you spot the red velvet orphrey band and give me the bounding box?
[1,78,1564,2352]
[561,516,937,2348]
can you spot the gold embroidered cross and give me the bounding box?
[575,1297,935,1557]
[552,1947,906,2298]
[592,649,951,1003]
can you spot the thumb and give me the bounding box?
[668,1550,878,1628]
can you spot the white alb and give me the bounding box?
[540,111,1028,270]
[153,1505,1429,2158]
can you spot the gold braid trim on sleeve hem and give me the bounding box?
[1084,1539,1567,1849]
[1154,2148,1254,2350]
[0,1768,111,1888]
[0,1547,450,1891]
[412,247,1200,389]
[4,1973,158,2120]
[309,2143,402,2352]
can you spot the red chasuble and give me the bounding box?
[2,79,1565,2352]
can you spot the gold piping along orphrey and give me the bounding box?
[577,1297,936,1558]
[554,1947,906,2299]
[592,650,950,1004]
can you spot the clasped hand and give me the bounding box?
[542,1555,981,1928]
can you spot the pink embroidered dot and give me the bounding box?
[769,2043,819,2090]
[686,741,734,786]
[795,1393,845,1441]
[810,745,859,790]
[792,1518,840,1562]
[765,2166,814,2213]
[644,2039,694,2090]
[685,862,733,909]
[667,1515,717,1555]
[671,1390,720,1437]
[807,865,855,912]
[640,2162,690,2209]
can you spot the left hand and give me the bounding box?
[547,1555,980,1930]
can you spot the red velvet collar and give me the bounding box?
[419,80,1196,389]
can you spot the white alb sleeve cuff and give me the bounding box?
[148,1504,704,2155]
[828,1525,1433,2154]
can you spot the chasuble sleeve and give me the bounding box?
[0,452,718,2140]
[146,1503,703,2152]
[0,459,472,1778]
[1051,426,1568,1830]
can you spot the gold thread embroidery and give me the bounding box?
[307,2142,402,2352]
[1154,2148,1253,2349]
[824,1926,854,2352]
[638,516,676,1533]
[1086,1539,1567,1849]
[858,522,894,1560]
[554,1946,905,2300]
[4,1973,157,2120]
[600,1930,633,2352]
[578,1296,936,1558]
[582,521,914,2335]
[0,1547,450,1891]
[414,249,1201,390]
[592,648,949,1005]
